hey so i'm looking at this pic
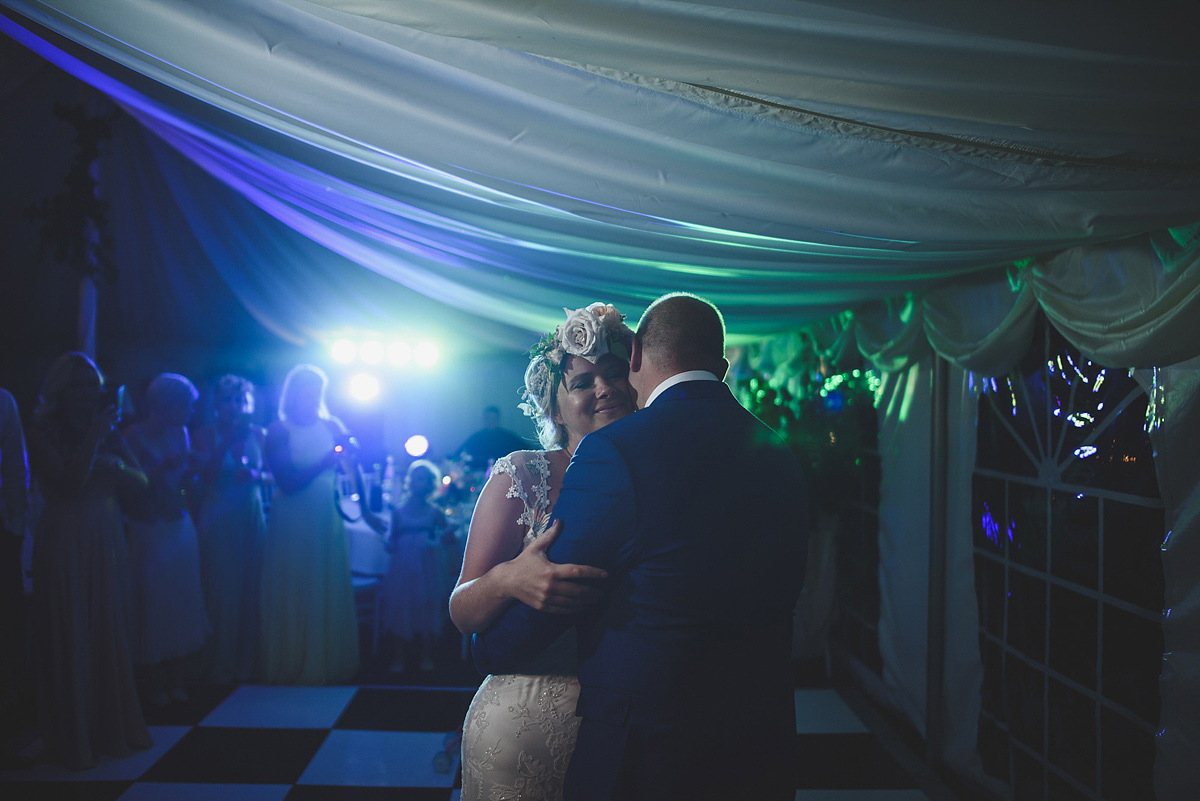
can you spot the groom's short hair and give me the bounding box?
[637,293,725,372]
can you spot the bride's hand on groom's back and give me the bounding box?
[503,520,608,614]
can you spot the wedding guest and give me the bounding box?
[259,364,384,684]
[1,387,34,765]
[25,352,152,769]
[380,459,452,672]
[191,374,267,683]
[124,373,211,704]
[454,405,527,472]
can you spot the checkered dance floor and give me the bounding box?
[2,677,952,800]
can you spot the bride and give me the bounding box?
[451,303,635,801]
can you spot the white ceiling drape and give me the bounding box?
[2,0,1199,348]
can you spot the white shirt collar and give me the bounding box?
[643,370,721,408]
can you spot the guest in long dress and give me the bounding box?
[258,364,384,684]
[124,373,211,705]
[380,459,452,673]
[191,374,267,683]
[25,352,152,769]
[1,387,34,765]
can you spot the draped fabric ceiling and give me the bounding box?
[3,0,1199,361]
[5,3,1200,795]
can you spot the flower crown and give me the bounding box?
[518,303,634,422]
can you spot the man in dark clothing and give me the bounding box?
[474,294,809,801]
[455,405,527,471]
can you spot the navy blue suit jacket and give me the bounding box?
[473,380,808,800]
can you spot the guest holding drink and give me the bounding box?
[259,364,384,684]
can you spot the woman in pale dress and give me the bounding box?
[26,352,152,769]
[123,373,212,705]
[452,304,635,801]
[191,374,267,683]
[258,364,384,684]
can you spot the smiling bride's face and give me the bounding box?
[553,353,633,449]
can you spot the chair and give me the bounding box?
[352,573,383,655]
[345,487,391,656]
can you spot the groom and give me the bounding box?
[473,293,809,800]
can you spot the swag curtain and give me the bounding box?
[746,224,1200,385]
[101,112,541,353]
[3,0,1199,345]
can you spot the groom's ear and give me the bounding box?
[628,336,643,373]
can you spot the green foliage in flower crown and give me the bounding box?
[528,331,563,383]
[528,331,558,360]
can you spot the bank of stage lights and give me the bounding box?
[330,338,440,403]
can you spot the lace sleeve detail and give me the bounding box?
[492,451,552,542]
[490,455,525,524]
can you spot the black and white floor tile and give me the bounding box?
[2,668,954,800]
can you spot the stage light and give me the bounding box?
[348,372,381,402]
[359,340,384,364]
[405,434,430,457]
[387,341,411,366]
[414,341,439,367]
[331,339,356,364]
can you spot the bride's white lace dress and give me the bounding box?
[460,450,581,801]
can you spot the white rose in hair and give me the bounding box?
[591,304,619,325]
[591,303,632,359]
[559,306,608,363]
